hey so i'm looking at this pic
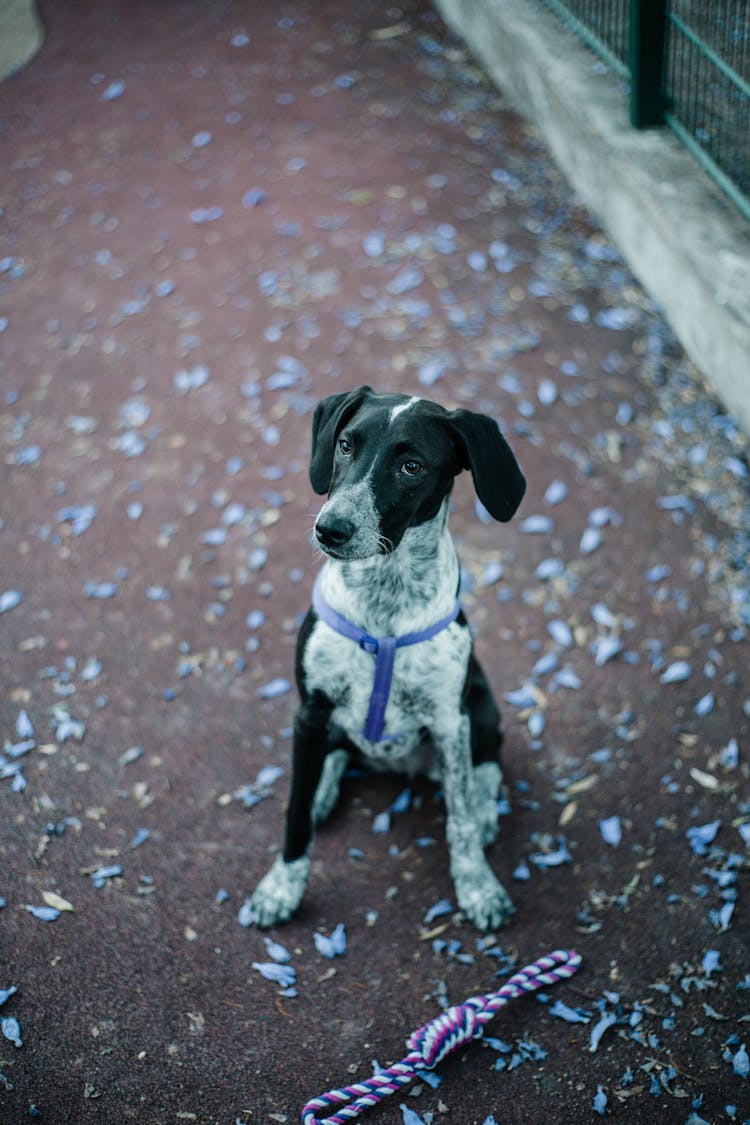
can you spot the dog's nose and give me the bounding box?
[316,515,355,550]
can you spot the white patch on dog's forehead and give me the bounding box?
[389,396,422,425]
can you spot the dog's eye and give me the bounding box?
[338,438,352,456]
[401,459,423,477]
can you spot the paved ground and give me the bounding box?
[1,2,749,1123]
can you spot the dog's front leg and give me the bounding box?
[437,714,514,931]
[251,691,332,928]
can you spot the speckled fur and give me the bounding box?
[304,508,470,774]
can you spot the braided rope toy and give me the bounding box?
[301,948,582,1124]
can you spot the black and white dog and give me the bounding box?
[251,386,526,931]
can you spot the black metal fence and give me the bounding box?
[542,0,750,221]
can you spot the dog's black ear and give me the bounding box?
[446,408,526,522]
[309,385,373,494]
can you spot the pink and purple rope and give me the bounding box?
[301,948,582,1125]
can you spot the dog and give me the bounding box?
[250,385,526,931]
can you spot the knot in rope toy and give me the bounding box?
[301,948,581,1125]
[407,997,484,1069]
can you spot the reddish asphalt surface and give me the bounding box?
[1,2,749,1123]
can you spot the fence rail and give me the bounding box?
[542,0,750,221]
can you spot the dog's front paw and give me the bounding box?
[250,854,310,928]
[455,867,514,932]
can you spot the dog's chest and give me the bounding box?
[303,617,471,761]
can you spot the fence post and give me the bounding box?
[630,0,668,128]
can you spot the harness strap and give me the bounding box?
[311,572,461,743]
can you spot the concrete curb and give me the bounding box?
[435,0,750,435]
[0,0,42,84]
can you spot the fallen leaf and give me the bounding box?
[622,872,640,896]
[42,891,74,912]
[368,22,411,39]
[559,801,578,827]
[420,921,452,941]
[565,775,598,796]
[689,767,719,790]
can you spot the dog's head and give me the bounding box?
[309,386,526,561]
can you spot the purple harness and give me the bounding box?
[312,572,461,743]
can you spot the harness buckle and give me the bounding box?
[359,635,379,656]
